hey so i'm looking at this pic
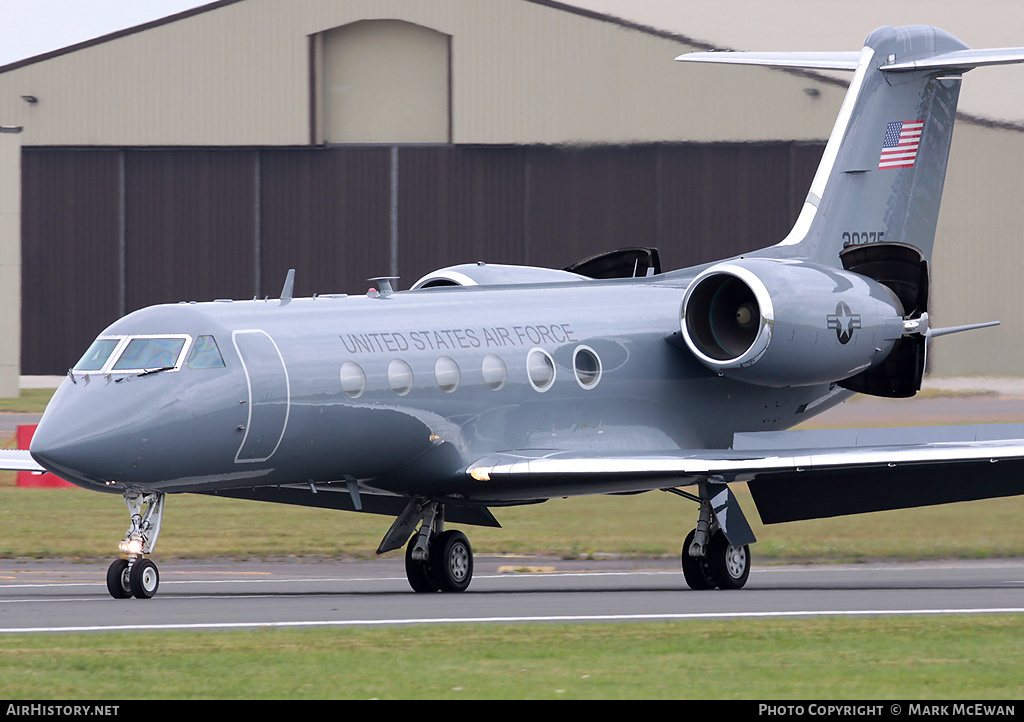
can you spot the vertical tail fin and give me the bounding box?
[677,26,1024,267]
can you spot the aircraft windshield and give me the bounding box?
[187,335,226,369]
[111,337,187,372]
[71,334,224,374]
[73,338,120,371]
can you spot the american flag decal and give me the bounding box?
[878,120,924,169]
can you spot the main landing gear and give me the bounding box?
[681,526,751,590]
[380,498,474,593]
[669,481,754,591]
[106,490,165,599]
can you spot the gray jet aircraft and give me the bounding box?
[5,25,1024,599]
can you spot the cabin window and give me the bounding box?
[527,348,555,392]
[74,338,120,371]
[481,354,507,391]
[340,361,366,398]
[573,346,602,389]
[388,359,414,396]
[434,356,460,393]
[187,336,226,369]
[111,336,188,372]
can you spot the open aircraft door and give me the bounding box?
[232,329,291,463]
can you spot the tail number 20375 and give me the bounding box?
[841,231,885,246]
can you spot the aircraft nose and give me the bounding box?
[29,384,142,488]
[32,423,100,486]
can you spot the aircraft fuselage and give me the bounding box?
[30,276,846,501]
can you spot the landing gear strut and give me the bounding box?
[382,498,474,593]
[670,481,753,591]
[106,490,165,599]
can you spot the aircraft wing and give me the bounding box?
[0,450,46,472]
[466,423,1024,524]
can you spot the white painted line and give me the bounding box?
[4,608,1024,634]
[0,570,676,590]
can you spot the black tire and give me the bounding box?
[681,529,716,590]
[429,530,473,592]
[405,536,439,593]
[129,559,160,599]
[106,558,132,599]
[707,531,751,590]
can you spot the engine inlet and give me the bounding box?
[683,273,762,362]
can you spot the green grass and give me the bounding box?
[1,616,1022,699]
[0,388,55,414]
[2,483,1023,562]
[3,387,1024,700]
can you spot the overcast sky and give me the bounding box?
[0,0,209,66]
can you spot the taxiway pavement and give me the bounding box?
[0,558,1022,633]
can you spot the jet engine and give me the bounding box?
[680,258,906,387]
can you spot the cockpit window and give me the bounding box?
[111,337,187,372]
[187,336,226,369]
[74,338,120,371]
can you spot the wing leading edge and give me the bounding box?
[466,423,1024,524]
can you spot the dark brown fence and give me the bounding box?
[20,142,822,374]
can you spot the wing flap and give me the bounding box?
[746,457,1024,523]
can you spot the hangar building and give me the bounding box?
[0,0,1021,393]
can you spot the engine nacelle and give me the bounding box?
[680,258,906,387]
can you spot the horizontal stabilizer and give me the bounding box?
[927,321,1000,339]
[676,50,862,71]
[677,47,1024,74]
[880,47,1024,72]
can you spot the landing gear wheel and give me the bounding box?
[429,530,473,592]
[707,531,750,590]
[681,529,716,590]
[106,558,132,599]
[405,536,439,593]
[128,559,160,599]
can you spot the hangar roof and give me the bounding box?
[565,0,1024,126]
[0,0,845,146]
[0,0,1021,147]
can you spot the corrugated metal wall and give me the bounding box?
[20,142,822,374]
[124,150,259,311]
[21,150,122,374]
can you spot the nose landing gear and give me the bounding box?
[106,490,164,599]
